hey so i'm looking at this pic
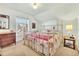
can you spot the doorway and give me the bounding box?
[16,17,29,42]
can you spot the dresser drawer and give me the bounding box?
[0,33,16,47]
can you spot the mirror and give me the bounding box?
[0,14,9,29]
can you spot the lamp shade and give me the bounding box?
[66,24,73,31]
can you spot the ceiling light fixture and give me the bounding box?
[32,3,38,9]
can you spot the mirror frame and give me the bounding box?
[0,14,9,29]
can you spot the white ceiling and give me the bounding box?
[0,3,79,22]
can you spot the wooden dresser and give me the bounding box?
[0,32,16,48]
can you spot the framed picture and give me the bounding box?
[64,38,75,49]
[32,23,36,29]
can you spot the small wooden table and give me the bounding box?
[64,38,75,49]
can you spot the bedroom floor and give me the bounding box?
[0,41,79,56]
[1,41,40,56]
